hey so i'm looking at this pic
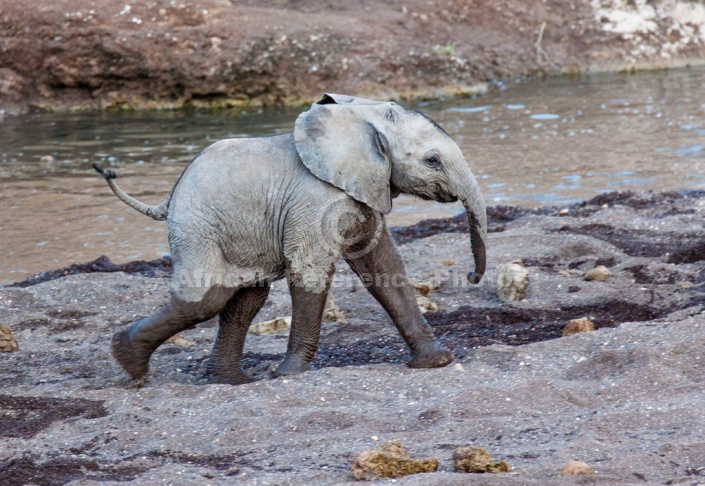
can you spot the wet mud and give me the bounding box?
[0,395,108,439]
[10,256,173,289]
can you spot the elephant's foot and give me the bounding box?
[408,342,454,369]
[273,355,311,377]
[206,357,255,385]
[208,371,256,386]
[111,330,153,379]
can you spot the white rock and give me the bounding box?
[497,260,530,302]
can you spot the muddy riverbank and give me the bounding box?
[2,0,705,114]
[1,190,704,484]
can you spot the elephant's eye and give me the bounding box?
[425,155,442,169]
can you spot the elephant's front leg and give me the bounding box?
[274,273,332,377]
[208,285,270,385]
[344,227,454,368]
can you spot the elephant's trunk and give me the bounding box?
[455,169,487,284]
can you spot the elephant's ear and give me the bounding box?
[294,101,393,214]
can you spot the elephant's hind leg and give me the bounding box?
[274,278,331,377]
[207,285,271,385]
[112,286,235,379]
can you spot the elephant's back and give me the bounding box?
[168,134,301,211]
[165,133,321,285]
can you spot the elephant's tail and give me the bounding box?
[92,164,169,221]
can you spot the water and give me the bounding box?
[2,68,705,284]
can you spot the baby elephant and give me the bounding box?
[95,93,487,384]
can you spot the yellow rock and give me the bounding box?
[351,440,438,480]
[249,316,291,336]
[583,265,611,282]
[165,334,196,348]
[416,295,439,314]
[324,291,348,326]
[452,445,509,473]
[562,317,595,337]
[0,326,19,353]
[412,280,440,297]
[560,460,594,475]
[412,279,440,313]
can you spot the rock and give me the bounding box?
[412,280,440,297]
[249,316,291,336]
[440,259,456,266]
[351,440,438,480]
[562,317,595,337]
[452,445,510,473]
[497,259,529,302]
[560,461,594,475]
[0,326,19,352]
[164,334,196,348]
[39,155,56,163]
[412,279,440,313]
[416,295,439,314]
[583,265,611,282]
[324,291,348,326]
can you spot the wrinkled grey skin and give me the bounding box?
[95,93,487,385]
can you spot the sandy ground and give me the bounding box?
[1,190,704,485]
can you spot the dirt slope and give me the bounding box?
[2,0,705,114]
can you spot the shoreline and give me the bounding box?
[5,57,705,116]
[7,188,703,288]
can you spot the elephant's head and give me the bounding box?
[294,93,487,283]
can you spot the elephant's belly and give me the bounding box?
[168,214,287,291]
[200,224,285,287]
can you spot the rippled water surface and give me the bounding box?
[1,68,704,284]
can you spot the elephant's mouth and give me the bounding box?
[404,183,458,203]
[436,193,458,203]
[416,191,457,203]
[392,179,457,203]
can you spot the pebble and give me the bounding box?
[583,265,611,282]
[452,445,509,473]
[560,460,594,475]
[249,316,291,336]
[497,260,529,302]
[0,327,19,352]
[562,317,596,337]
